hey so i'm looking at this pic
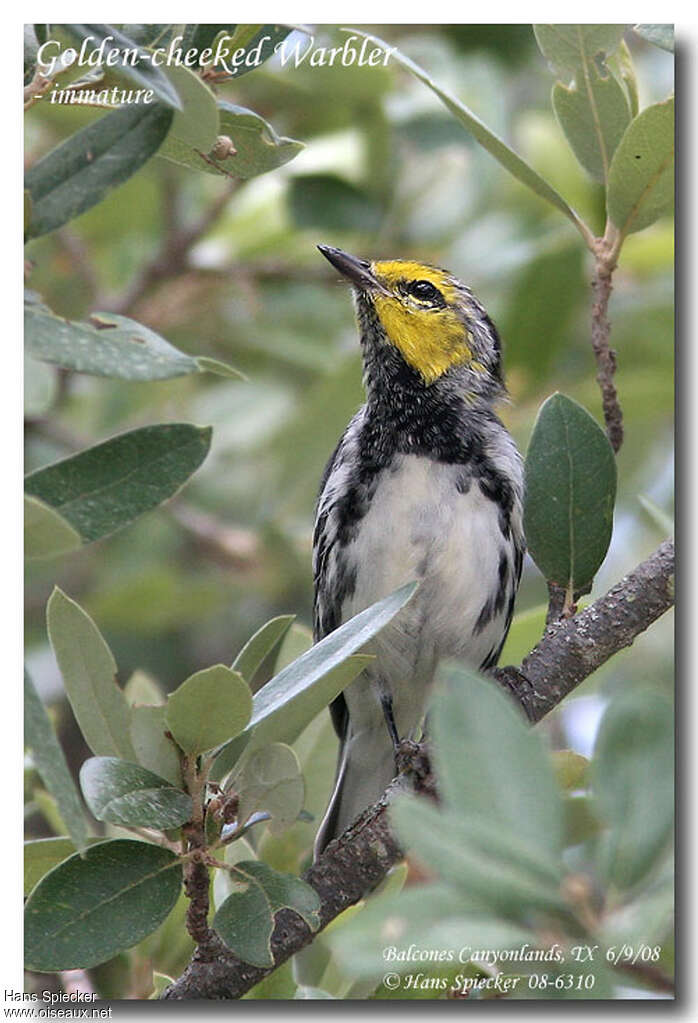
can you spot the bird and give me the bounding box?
[312,245,525,859]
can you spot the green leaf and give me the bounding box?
[130,705,182,786]
[209,102,303,179]
[25,423,212,544]
[232,615,295,684]
[156,64,219,168]
[59,24,183,108]
[347,29,589,238]
[165,665,253,754]
[232,744,304,835]
[24,839,182,971]
[523,393,617,594]
[46,588,136,761]
[433,665,564,862]
[24,837,81,896]
[633,24,674,52]
[24,494,81,560]
[213,860,320,967]
[607,97,675,237]
[552,65,630,183]
[79,757,192,829]
[25,102,174,239]
[24,301,243,381]
[24,669,90,851]
[592,691,673,888]
[533,24,627,75]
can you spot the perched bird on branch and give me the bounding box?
[312,245,525,857]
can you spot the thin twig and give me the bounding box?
[590,252,623,453]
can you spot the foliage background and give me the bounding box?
[24,24,674,998]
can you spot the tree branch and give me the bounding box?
[163,540,674,999]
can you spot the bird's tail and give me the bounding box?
[313,723,396,860]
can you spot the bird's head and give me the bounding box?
[318,244,504,393]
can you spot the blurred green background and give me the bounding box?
[24,24,674,856]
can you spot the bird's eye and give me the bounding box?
[408,279,442,303]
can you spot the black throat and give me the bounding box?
[355,293,496,466]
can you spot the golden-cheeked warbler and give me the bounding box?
[313,244,525,856]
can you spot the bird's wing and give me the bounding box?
[312,407,366,741]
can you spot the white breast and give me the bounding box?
[340,454,514,731]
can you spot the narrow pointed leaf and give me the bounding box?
[347,29,588,237]
[24,669,90,850]
[246,584,414,737]
[210,584,417,779]
[166,665,252,754]
[25,494,81,559]
[25,102,174,239]
[25,423,212,544]
[272,622,313,674]
[523,393,617,594]
[79,757,192,828]
[24,839,182,971]
[232,615,295,684]
[607,97,675,236]
[46,588,136,761]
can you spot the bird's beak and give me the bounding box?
[317,244,383,293]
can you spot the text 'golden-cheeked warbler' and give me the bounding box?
[312,245,525,859]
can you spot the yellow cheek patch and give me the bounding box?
[372,295,472,384]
